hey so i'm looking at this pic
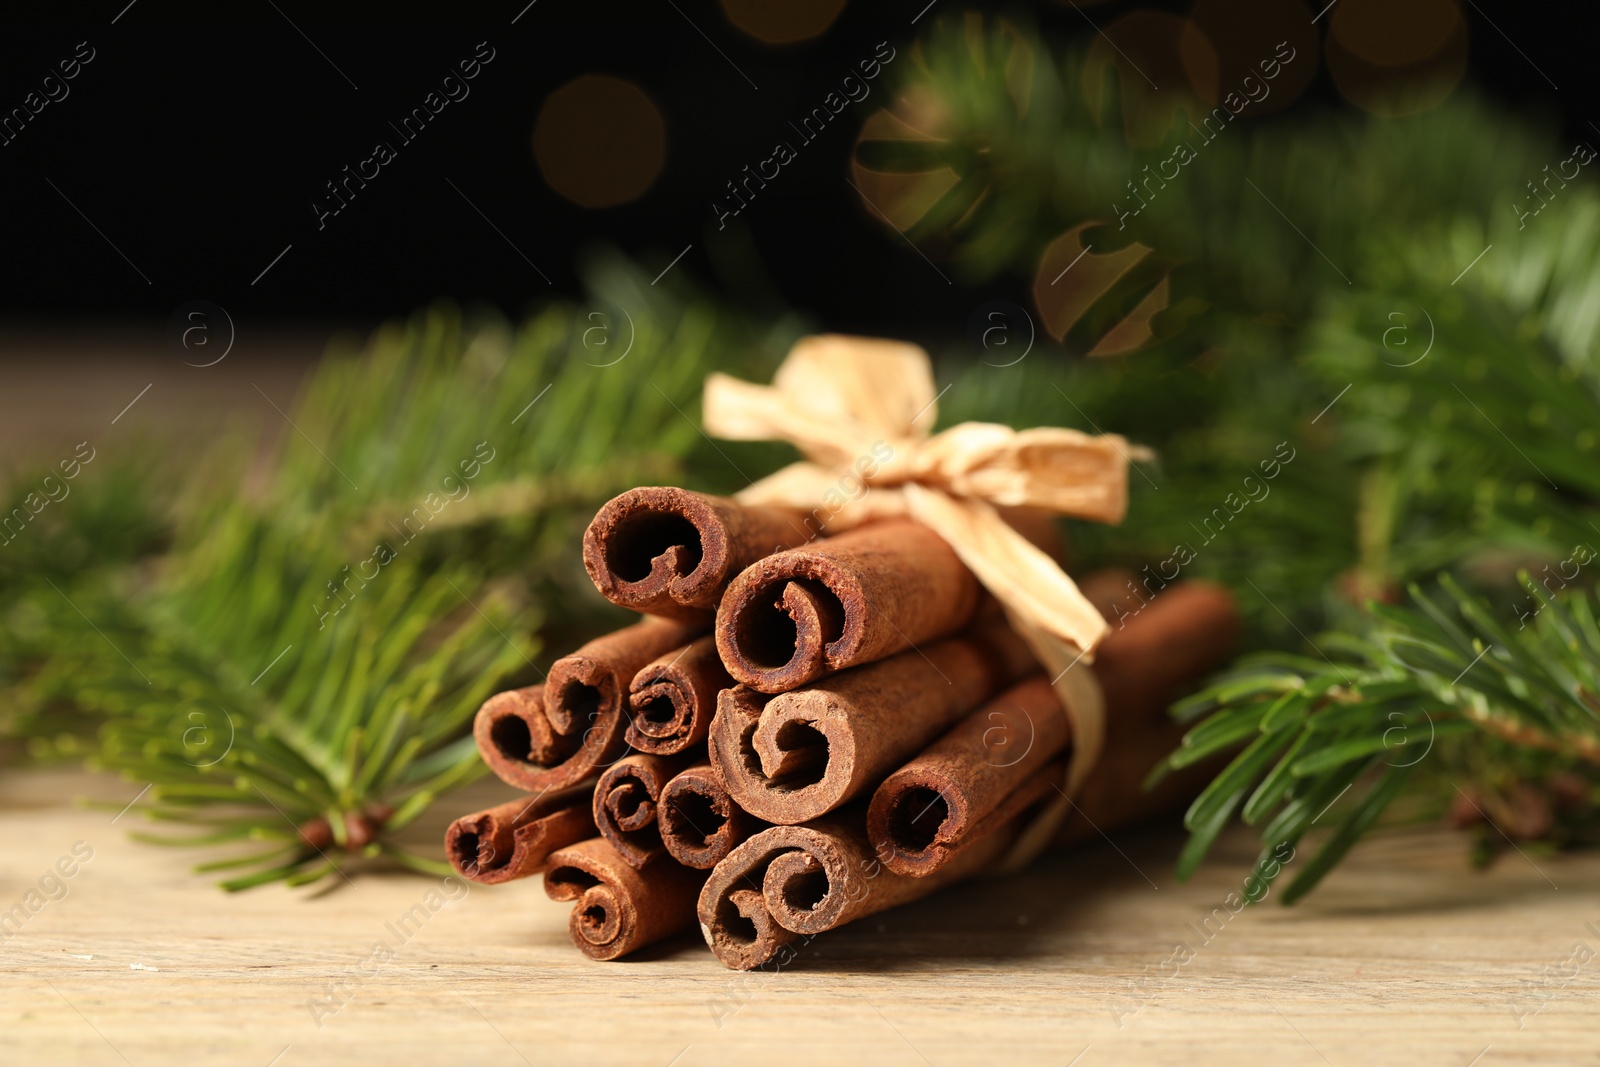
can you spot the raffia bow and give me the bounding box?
[704,335,1150,862]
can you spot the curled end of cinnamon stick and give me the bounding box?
[473,620,695,793]
[755,825,871,937]
[714,521,981,694]
[445,809,513,881]
[545,854,640,962]
[626,678,695,754]
[624,636,731,756]
[696,837,804,971]
[594,753,697,869]
[472,686,577,791]
[710,686,855,825]
[866,774,969,877]
[446,788,596,884]
[583,488,728,622]
[716,564,855,693]
[509,618,699,791]
[867,676,1069,876]
[583,488,809,621]
[543,658,618,739]
[659,763,764,869]
[545,838,707,961]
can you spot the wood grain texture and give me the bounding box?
[3,768,1597,1066]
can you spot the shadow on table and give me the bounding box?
[737,819,1191,974]
[1279,826,1598,921]
[659,819,1600,973]
[385,775,1600,972]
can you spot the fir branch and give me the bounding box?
[15,259,772,889]
[905,21,1600,635]
[884,15,1600,899]
[1162,577,1600,902]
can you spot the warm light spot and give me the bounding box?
[721,0,846,44]
[533,75,666,208]
[1332,0,1462,67]
[1082,11,1207,147]
[850,101,962,235]
[1032,223,1155,345]
[848,20,1036,245]
[1328,0,1467,116]
[1181,0,1318,117]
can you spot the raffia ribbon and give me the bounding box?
[704,334,1149,868]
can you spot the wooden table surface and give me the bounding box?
[2,768,1596,1066]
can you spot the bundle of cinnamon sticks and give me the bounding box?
[446,486,1238,969]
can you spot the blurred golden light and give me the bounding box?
[720,0,846,45]
[1082,11,1208,147]
[1181,0,1318,116]
[1031,222,1172,357]
[1327,0,1468,116]
[850,100,962,235]
[533,75,666,208]
[1332,0,1461,66]
[848,20,1037,248]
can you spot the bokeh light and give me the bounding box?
[1082,11,1208,147]
[720,0,846,45]
[1327,0,1468,116]
[533,74,667,209]
[1181,0,1318,117]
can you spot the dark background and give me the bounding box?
[0,0,1588,337]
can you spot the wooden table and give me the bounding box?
[0,325,333,469]
[2,767,1595,1066]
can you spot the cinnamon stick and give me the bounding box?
[1054,579,1241,844]
[543,837,709,961]
[715,519,982,693]
[868,676,1070,876]
[473,618,699,792]
[709,624,1036,825]
[698,800,1024,970]
[593,752,699,868]
[625,636,732,755]
[697,875,800,972]
[658,762,766,869]
[445,785,596,884]
[583,487,810,622]
[755,810,1004,940]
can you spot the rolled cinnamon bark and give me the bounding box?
[658,762,766,869]
[543,837,709,961]
[698,872,800,973]
[473,619,699,792]
[1054,579,1241,844]
[445,785,596,884]
[715,519,982,693]
[593,751,700,868]
[583,487,810,622]
[868,676,1070,876]
[698,801,1023,970]
[710,624,1035,825]
[625,636,733,755]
